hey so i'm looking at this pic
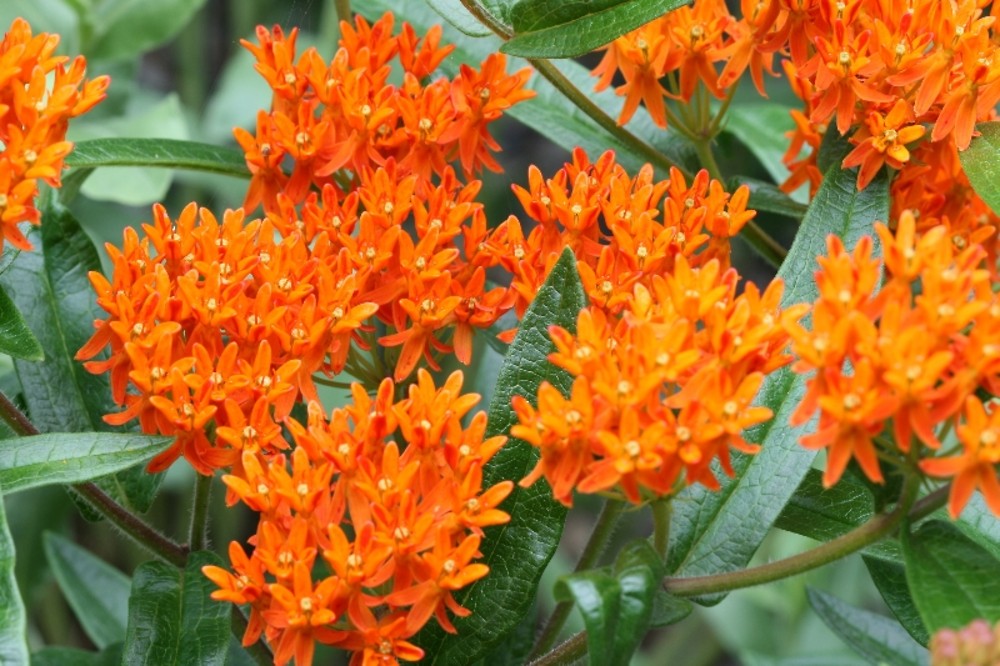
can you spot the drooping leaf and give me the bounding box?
[503,0,691,58]
[427,0,494,36]
[44,532,130,649]
[67,137,249,179]
[0,198,165,512]
[774,469,875,543]
[667,161,891,599]
[862,555,928,646]
[807,588,928,666]
[358,1,698,178]
[724,103,798,186]
[0,483,28,665]
[87,0,210,61]
[554,570,621,665]
[903,519,1000,632]
[417,248,584,664]
[0,285,43,361]
[30,644,123,666]
[960,122,1000,218]
[0,432,171,493]
[122,551,230,666]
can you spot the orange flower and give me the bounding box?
[842,99,926,189]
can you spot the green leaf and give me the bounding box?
[427,0,494,36]
[774,469,875,543]
[0,198,165,512]
[503,0,690,58]
[954,493,1000,561]
[122,551,230,666]
[903,519,1000,632]
[0,284,43,361]
[417,247,584,664]
[67,137,249,179]
[357,1,698,178]
[44,532,130,648]
[862,555,928,646]
[807,588,928,666]
[667,161,891,598]
[0,432,171,493]
[733,177,808,221]
[88,0,209,61]
[552,541,664,666]
[724,104,797,186]
[960,122,1000,218]
[0,484,28,665]
[30,644,123,666]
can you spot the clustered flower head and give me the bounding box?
[786,212,1000,518]
[592,0,1000,257]
[930,618,1000,666]
[0,18,108,251]
[203,371,512,666]
[504,149,806,505]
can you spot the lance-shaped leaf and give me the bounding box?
[427,0,494,36]
[0,199,164,512]
[67,138,250,180]
[732,177,808,221]
[122,551,230,666]
[0,432,171,493]
[724,104,798,185]
[0,483,28,665]
[960,122,1000,217]
[0,285,42,361]
[553,540,673,666]
[416,248,584,664]
[44,532,130,649]
[774,469,875,543]
[30,644,123,666]
[863,555,928,646]
[807,588,928,666]
[86,0,210,62]
[667,161,891,599]
[903,519,1000,632]
[503,0,691,58]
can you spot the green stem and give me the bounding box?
[706,81,739,137]
[692,137,724,182]
[0,390,188,567]
[334,0,352,23]
[455,0,693,179]
[529,499,626,660]
[652,498,672,561]
[231,607,274,666]
[663,473,926,597]
[528,631,587,666]
[188,472,213,553]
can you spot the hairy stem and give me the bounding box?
[528,631,587,666]
[188,472,213,553]
[529,499,626,659]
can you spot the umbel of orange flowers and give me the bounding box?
[0,18,108,252]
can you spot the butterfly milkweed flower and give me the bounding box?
[0,18,108,251]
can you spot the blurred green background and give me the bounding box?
[0,0,885,663]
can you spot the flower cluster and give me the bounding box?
[0,18,108,251]
[930,618,1000,666]
[203,371,512,666]
[502,149,804,505]
[786,212,1000,517]
[238,11,533,214]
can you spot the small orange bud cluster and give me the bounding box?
[203,371,512,666]
[0,18,108,251]
[787,213,1000,517]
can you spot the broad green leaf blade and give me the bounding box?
[31,643,123,666]
[862,556,928,646]
[0,432,171,493]
[44,532,130,648]
[807,588,928,666]
[67,138,249,179]
[122,551,230,666]
[725,104,797,186]
[961,122,1000,217]
[0,199,165,512]
[903,519,1000,632]
[667,162,891,597]
[88,0,209,61]
[774,469,875,543]
[418,248,584,664]
[954,493,1000,561]
[0,484,28,665]
[427,0,494,36]
[357,1,698,178]
[0,285,43,361]
[553,570,621,665]
[503,0,690,58]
